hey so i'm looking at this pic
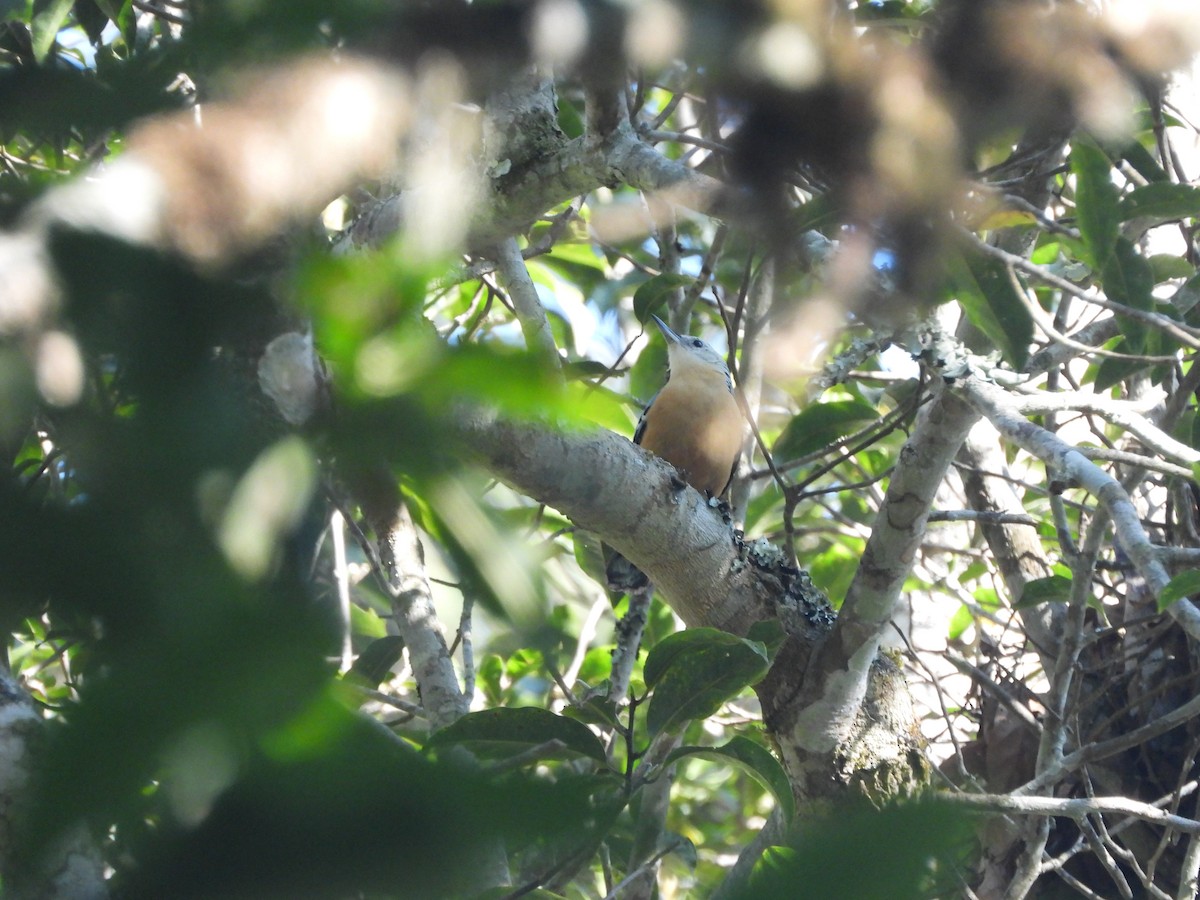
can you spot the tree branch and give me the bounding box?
[491,237,562,377]
[796,379,977,752]
[454,412,772,633]
[379,503,469,731]
[0,671,106,898]
[954,371,1200,643]
[945,791,1200,835]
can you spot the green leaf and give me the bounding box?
[947,604,973,642]
[346,636,404,689]
[949,250,1034,369]
[644,629,770,735]
[772,400,878,464]
[1016,575,1071,608]
[572,529,608,589]
[562,693,621,729]
[1119,183,1200,223]
[1121,140,1169,184]
[92,0,125,20]
[633,273,693,324]
[667,736,795,823]
[1148,254,1195,283]
[1158,569,1200,612]
[1071,141,1120,270]
[789,194,839,233]
[629,338,668,405]
[1091,342,1137,392]
[746,619,786,657]
[426,707,607,764]
[31,0,73,62]
[1176,273,1200,319]
[349,604,389,640]
[1101,237,1155,353]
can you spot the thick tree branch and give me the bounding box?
[455,412,771,633]
[379,503,469,731]
[795,379,977,753]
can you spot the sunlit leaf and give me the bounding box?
[947,604,973,642]
[629,338,668,406]
[1148,254,1195,282]
[218,437,319,582]
[1158,569,1200,612]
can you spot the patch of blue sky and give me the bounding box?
[57,20,119,69]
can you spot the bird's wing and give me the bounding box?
[632,390,660,446]
[719,455,739,497]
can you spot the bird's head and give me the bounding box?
[652,315,730,379]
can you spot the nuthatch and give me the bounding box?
[605,315,743,591]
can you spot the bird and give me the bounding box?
[605,314,743,592]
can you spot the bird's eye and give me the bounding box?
[691,338,704,348]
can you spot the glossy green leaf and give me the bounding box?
[426,707,607,763]
[773,400,879,464]
[667,736,795,823]
[1119,183,1200,223]
[950,249,1034,369]
[1071,141,1120,270]
[644,628,770,735]
[633,273,693,324]
[1016,575,1072,608]
[1158,569,1200,612]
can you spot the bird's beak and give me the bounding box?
[652,314,682,345]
